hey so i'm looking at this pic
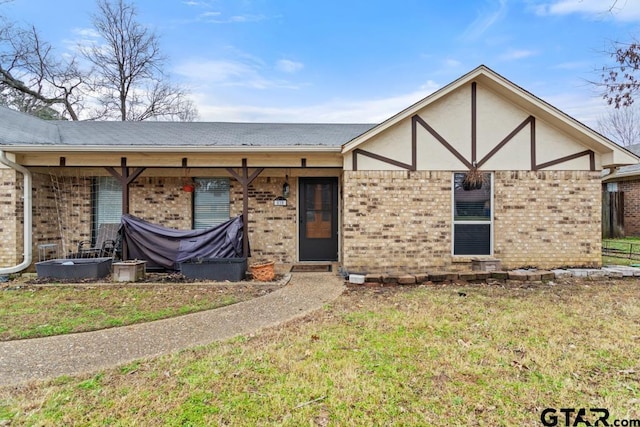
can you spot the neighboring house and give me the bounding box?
[1,65,637,274]
[602,143,640,236]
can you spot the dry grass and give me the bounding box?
[1,278,640,426]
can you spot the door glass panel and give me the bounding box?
[305,183,332,239]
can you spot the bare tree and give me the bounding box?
[81,0,197,121]
[600,38,640,108]
[0,22,85,119]
[597,105,640,146]
[0,0,196,121]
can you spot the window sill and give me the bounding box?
[452,255,495,263]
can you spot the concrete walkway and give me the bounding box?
[0,272,345,387]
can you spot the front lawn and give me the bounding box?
[2,279,638,426]
[0,283,278,341]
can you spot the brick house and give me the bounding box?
[602,143,640,236]
[1,65,637,275]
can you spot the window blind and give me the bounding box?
[193,178,230,229]
[96,176,122,226]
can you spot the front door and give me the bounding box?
[299,177,338,261]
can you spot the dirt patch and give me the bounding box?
[20,272,286,285]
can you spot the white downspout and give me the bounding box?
[0,150,32,275]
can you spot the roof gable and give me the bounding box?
[342,65,638,169]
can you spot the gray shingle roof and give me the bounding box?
[56,121,375,147]
[0,107,60,145]
[603,143,640,181]
[0,107,375,148]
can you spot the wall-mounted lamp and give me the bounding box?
[282,174,290,198]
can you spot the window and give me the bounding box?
[95,176,122,227]
[193,178,230,229]
[453,172,492,255]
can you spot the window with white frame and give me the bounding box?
[193,178,230,229]
[453,172,492,255]
[95,176,122,227]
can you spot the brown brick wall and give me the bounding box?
[343,171,452,273]
[127,175,298,263]
[618,179,640,236]
[130,177,193,229]
[245,177,297,263]
[20,171,299,269]
[493,171,601,269]
[342,170,602,273]
[32,172,91,259]
[11,167,601,273]
[1,170,71,269]
[0,169,19,267]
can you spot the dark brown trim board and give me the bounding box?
[226,158,264,258]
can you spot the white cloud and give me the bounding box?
[460,0,508,40]
[62,27,101,55]
[174,59,301,90]
[190,81,441,123]
[443,58,463,68]
[276,59,304,73]
[499,49,538,61]
[200,14,267,24]
[543,89,609,128]
[199,11,221,18]
[71,27,101,39]
[229,15,264,23]
[535,0,640,21]
[551,61,591,70]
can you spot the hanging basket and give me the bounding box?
[250,260,275,281]
[462,167,484,191]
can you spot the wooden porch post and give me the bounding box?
[105,157,146,260]
[226,158,264,258]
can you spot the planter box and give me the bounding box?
[179,258,247,282]
[112,260,147,282]
[36,257,113,280]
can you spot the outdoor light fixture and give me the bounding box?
[283,175,290,198]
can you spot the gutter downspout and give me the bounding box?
[0,150,32,275]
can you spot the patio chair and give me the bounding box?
[77,223,120,258]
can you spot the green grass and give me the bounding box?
[0,284,271,341]
[1,280,639,426]
[603,237,640,266]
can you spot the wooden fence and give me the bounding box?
[602,191,624,238]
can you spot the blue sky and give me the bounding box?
[3,0,640,126]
